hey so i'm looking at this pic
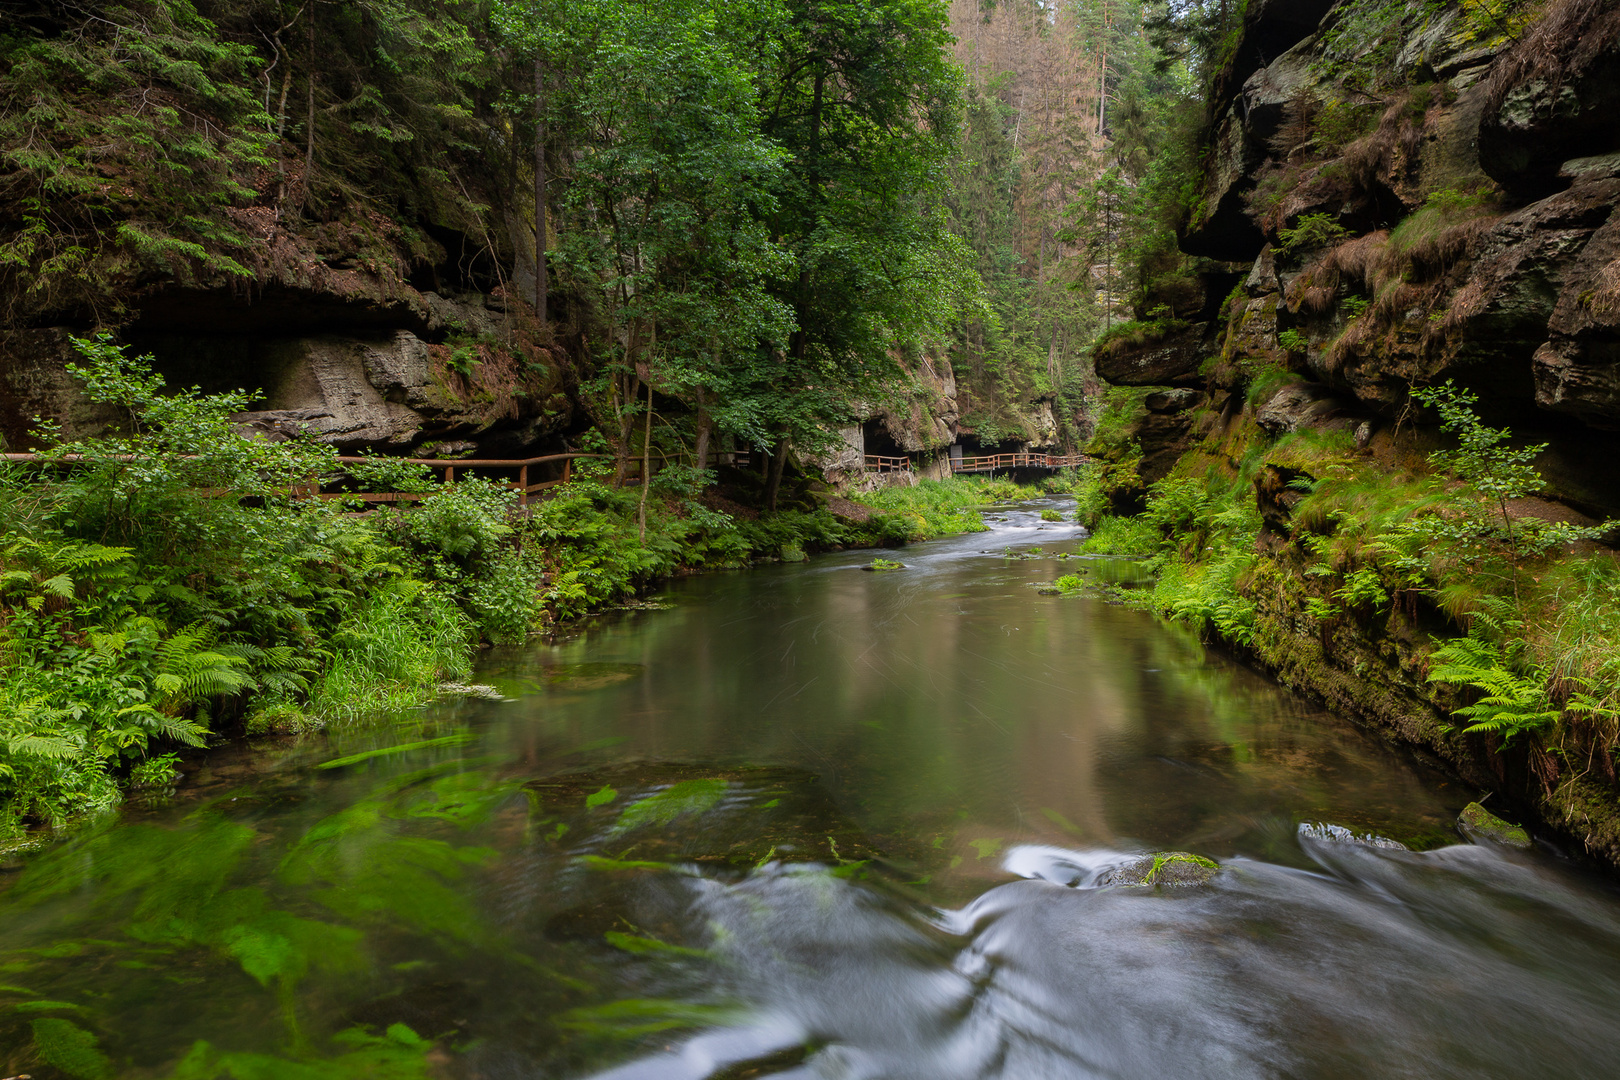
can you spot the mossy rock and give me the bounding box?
[1098,851,1220,888]
[1458,802,1532,850]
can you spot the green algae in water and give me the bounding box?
[615,779,729,831]
[168,1024,434,1080]
[316,734,475,770]
[557,997,746,1039]
[603,930,710,958]
[578,855,672,872]
[542,663,645,691]
[31,1017,111,1080]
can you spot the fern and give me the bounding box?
[154,624,257,706]
[1428,635,1559,743]
[8,734,82,761]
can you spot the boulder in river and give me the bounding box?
[1458,802,1532,850]
[1097,851,1220,888]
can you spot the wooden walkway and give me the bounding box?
[3,446,1087,505]
[951,452,1087,474]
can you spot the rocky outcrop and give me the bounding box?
[1094,323,1210,387]
[1182,1,1338,259]
[231,332,431,447]
[1535,183,1620,427]
[814,353,1067,489]
[1,278,572,455]
[1478,2,1620,198]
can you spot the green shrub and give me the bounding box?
[1277,213,1351,255]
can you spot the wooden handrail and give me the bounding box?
[6,446,1089,507]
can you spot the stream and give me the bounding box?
[4,497,1620,1079]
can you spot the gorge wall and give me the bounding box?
[1090,0,1620,866]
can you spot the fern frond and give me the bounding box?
[40,573,75,600]
[8,734,81,760]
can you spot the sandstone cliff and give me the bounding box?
[1090,0,1620,866]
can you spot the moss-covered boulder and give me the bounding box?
[1097,851,1220,889]
[1458,802,1532,850]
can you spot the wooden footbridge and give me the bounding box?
[860,451,1087,475]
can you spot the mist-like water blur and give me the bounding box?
[584,835,1620,1080]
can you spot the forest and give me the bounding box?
[0,0,1616,864]
[6,1,1620,1077]
[0,0,1203,832]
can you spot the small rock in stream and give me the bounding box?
[437,682,506,699]
[1297,822,1409,850]
[1458,802,1532,850]
[1097,851,1219,888]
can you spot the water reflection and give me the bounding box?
[485,497,1465,883]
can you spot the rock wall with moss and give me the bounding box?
[1085,0,1620,868]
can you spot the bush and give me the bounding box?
[0,340,477,833]
[1277,213,1351,255]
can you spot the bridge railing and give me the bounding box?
[953,452,1087,473]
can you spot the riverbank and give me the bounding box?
[1071,403,1620,870]
[0,345,1037,839]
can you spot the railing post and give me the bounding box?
[519,464,528,506]
[444,465,454,485]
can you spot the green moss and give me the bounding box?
[1458,801,1532,849]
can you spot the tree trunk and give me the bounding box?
[765,436,789,513]
[791,64,826,365]
[638,380,653,542]
[533,56,549,325]
[299,18,315,209]
[693,386,712,472]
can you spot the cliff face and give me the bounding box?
[813,356,1065,490]
[1092,0,1620,865]
[1175,0,1620,496]
[0,207,573,456]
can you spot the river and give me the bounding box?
[3,497,1619,1078]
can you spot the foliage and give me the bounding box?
[0,0,274,323]
[1412,381,1542,539]
[0,342,485,830]
[851,477,1035,539]
[1276,213,1352,255]
[1428,633,1560,744]
[1277,329,1310,352]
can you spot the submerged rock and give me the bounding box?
[1297,822,1409,851]
[1458,802,1533,850]
[1097,851,1220,888]
[438,681,505,699]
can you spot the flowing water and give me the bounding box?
[5,498,1620,1079]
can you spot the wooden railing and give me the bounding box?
[324,452,611,505]
[5,445,1088,505]
[953,452,1087,473]
[1,450,614,507]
